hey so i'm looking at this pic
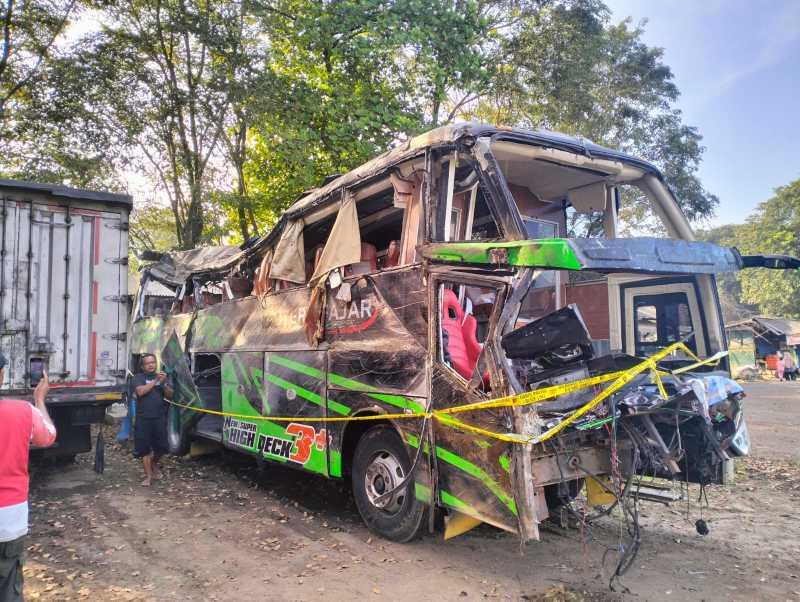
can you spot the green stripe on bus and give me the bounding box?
[270,354,324,379]
[440,490,478,515]
[265,373,350,416]
[268,354,511,512]
[415,482,432,503]
[422,239,583,271]
[272,353,424,413]
[406,434,516,516]
[329,450,343,477]
[414,483,476,515]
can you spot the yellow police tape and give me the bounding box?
[163,342,726,446]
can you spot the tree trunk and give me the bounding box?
[235,161,249,241]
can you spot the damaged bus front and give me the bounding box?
[129,124,799,548]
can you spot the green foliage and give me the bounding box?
[245,0,442,216]
[1,51,125,189]
[734,180,800,318]
[128,200,178,272]
[700,179,800,319]
[461,1,717,223]
[0,1,119,186]
[0,0,78,119]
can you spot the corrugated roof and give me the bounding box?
[726,316,800,336]
[753,316,800,336]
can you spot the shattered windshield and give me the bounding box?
[490,141,673,239]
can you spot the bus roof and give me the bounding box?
[281,122,662,222]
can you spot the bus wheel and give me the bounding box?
[351,426,426,543]
[166,405,191,456]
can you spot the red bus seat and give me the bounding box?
[441,289,482,380]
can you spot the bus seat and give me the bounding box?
[345,243,378,276]
[313,246,324,273]
[254,252,272,295]
[462,314,482,368]
[441,289,475,380]
[180,295,195,313]
[202,292,223,307]
[227,276,251,298]
[384,240,400,268]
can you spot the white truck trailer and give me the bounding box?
[0,179,131,458]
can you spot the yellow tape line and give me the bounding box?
[164,341,719,446]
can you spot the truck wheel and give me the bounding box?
[351,426,426,543]
[166,405,191,456]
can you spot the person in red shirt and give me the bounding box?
[0,373,56,601]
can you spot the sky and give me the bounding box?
[604,0,800,227]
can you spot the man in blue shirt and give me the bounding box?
[132,354,173,486]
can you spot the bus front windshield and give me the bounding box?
[490,141,674,240]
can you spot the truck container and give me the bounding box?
[0,179,131,458]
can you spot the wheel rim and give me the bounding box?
[363,450,407,514]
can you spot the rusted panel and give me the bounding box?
[190,289,311,352]
[326,274,427,396]
[529,445,612,487]
[565,280,610,340]
[368,266,429,348]
[430,364,519,533]
[129,314,192,358]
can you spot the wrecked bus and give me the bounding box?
[129,124,798,547]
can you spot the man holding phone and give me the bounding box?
[133,354,173,486]
[0,373,56,601]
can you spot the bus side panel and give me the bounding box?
[129,315,192,360]
[190,290,309,353]
[430,366,519,534]
[368,266,429,349]
[325,389,433,498]
[326,274,428,397]
[221,350,329,477]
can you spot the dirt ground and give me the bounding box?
[22,382,800,602]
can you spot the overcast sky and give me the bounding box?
[604,0,800,227]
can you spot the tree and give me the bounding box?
[0,49,125,189]
[245,0,427,217]
[698,224,757,322]
[733,179,800,318]
[0,0,114,186]
[74,0,261,249]
[699,180,800,319]
[456,0,718,223]
[0,0,77,122]
[128,199,179,272]
[3,0,723,247]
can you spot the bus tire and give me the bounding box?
[351,426,426,543]
[166,405,191,456]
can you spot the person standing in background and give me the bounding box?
[0,374,56,601]
[133,354,173,487]
[783,351,797,381]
